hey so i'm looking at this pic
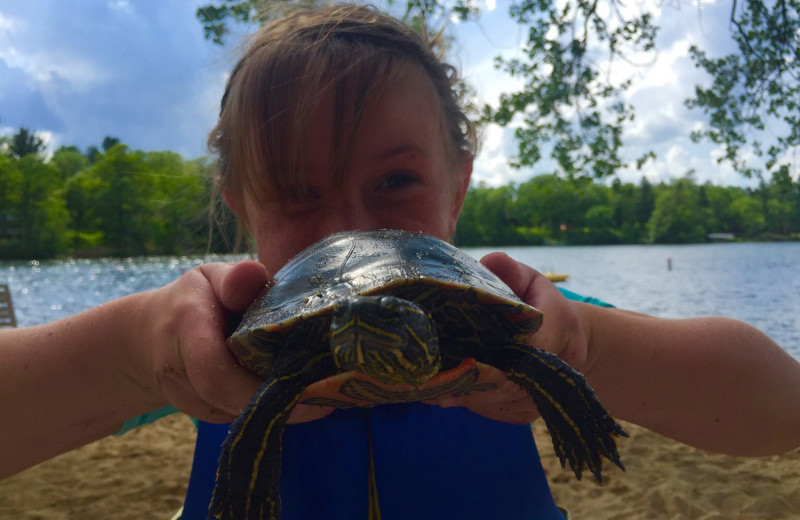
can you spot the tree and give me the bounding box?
[453,183,523,246]
[647,178,707,243]
[85,145,101,164]
[86,144,156,255]
[0,154,21,213]
[198,0,319,44]
[515,174,584,239]
[728,195,765,237]
[764,166,797,235]
[14,156,69,257]
[0,154,23,255]
[686,0,799,177]
[64,169,104,250]
[144,151,211,254]
[7,127,45,159]
[482,1,657,178]
[486,0,798,180]
[636,176,655,227]
[608,178,644,243]
[584,204,616,242]
[51,145,89,180]
[102,136,121,152]
[702,183,741,233]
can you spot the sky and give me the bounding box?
[0,0,769,188]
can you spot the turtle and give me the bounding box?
[208,229,627,520]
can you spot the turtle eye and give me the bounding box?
[377,296,407,326]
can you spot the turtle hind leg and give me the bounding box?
[478,343,627,483]
[208,354,337,520]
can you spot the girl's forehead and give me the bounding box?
[246,67,450,201]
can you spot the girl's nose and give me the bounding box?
[315,199,380,239]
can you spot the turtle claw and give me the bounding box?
[479,343,627,484]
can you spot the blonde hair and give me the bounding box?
[208,3,476,206]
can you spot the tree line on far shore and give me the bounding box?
[1,129,798,260]
[0,130,237,260]
[454,169,799,246]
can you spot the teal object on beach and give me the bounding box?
[558,287,615,308]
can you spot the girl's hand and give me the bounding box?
[136,260,268,423]
[424,252,591,424]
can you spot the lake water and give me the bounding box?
[1,242,798,360]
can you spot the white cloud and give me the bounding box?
[452,10,527,110]
[108,1,133,14]
[462,54,523,107]
[616,0,665,24]
[473,124,515,186]
[171,70,229,158]
[624,40,691,98]
[769,149,800,181]
[637,144,700,183]
[0,11,18,32]
[0,47,110,90]
[615,142,760,189]
[0,8,110,93]
[37,130,56,159]
[707,145,760,185]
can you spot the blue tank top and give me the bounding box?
[182,405,565,519]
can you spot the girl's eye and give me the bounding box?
[379,172,418,190]
[287,185,322,202]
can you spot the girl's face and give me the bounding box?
[227,72,472,275]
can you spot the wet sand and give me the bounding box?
[1,415,798,519]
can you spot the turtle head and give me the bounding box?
[330,295,441,387]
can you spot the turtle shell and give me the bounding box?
[228,229,543,379]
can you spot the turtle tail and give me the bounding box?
[208,353,337,520]
[479,344,627,483]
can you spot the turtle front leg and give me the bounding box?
[208,353,337,520]
[477,344,627,483]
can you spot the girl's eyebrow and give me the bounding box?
[374,143,427,162]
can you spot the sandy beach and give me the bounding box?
[532,422,800,519]
[1,414,798,519]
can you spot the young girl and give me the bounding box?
[3,4,799,519]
